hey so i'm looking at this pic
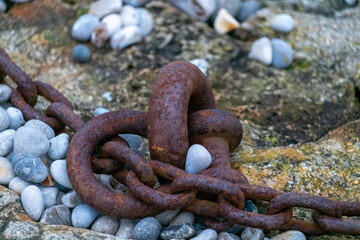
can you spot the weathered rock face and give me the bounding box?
[0,0,359,239]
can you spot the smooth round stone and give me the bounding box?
[21,185,44,221]
[271,38,293,68]
[217,232,241,240]
[190,229,217,240]
[72,14,100,41]
[41,186,59,208]
[0,107,10,131]
[0,140,12,157]
[237,0,261,22]
[89,0,122,19]
[169,0,215,22]
[93,107,109,117]
[116,219,136,238]
[110,25,142,50]
[72,45,91,63]
[170,211,195,226]
[245,200,258,213]
[91,216,119,235]
[40,204,71,226]
[25,120,55,139]
[0,129,15,141]
[47,133,69,160]
[137,8,154,36]
[155,209,181,226]
[0,0,6,13]
[8,176,30,195]
[124,0,149,7]
[227,224,245,235]
[50,160,73,189]
[133,217,162,240]
[12,153,48,183]
[14,126,50,157]
[55,191,66,205]
[71,204,98,228]
[61,190,82,208]
[0,157,15,184]
[345,0,358,6]
[189,59,209,76]
[270,230,306,240]
[185,144,212,174]
[91,14,122,48]
[119,134,144,154]
[161,223,196,240]
[213,0,241,19]
[121,5,139,26]
[241,227,264,240]
[270,14,294,33]
[56,182,72,193]
[0,84,11,103]
[6,107,25,130]
[248,37,273,65]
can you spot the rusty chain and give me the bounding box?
[1,47,360,236]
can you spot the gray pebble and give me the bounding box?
[227,224,245,235]
[50,160,73,189]
[245,200,258,213]
[248,37,273,65]
[14,126,50,157]
[185,144,212,174]
[0,84,11,103]
[270,14,294,33]
[110,25,142,50]
[193,222,206,235]
[116,219,136,238]
[72,14,100,41]
[25,119,55,139]
[0,129,15,141]
[5,150,15,160]
[170,0,216,22]
[156,209,181,226]
[72,44,91,63]
[21,185,44,221]
[0,107,10,131]
[237,0,261,22]
[8,176,31,195]
[61,190,82,208]
[270,230,306,240]
[0,102,12,110]
[56,191,66,205]
[71,204,98,228]
[91,215,119,235]
[40,204,71,226]
[241,227,264,240]
[345,0,358,6]
[161,223,196,240]
[47,133,69,160]
[41,186,59,208]
[0,0,6,13]
[93,107,109,117]
[217,232,241,240]
[133,217,162,240]
[137,8,154,36]
[56,182,72,193]
[124,0,149,7]
[212,0,241,21]
[120,134,144,155]
[6,107,25,130]
[12,153,48,183]
[0,157,15,185]
[170,211,195,226]
[190,229,217,240]
[271,38,293,68]
[0,139,12,157]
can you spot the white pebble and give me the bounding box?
[116,219,136,238]
[248,37,273,65]
[72,14,100,41]
[270,14,294,33]
[214,8,240,34]
[0,140,12,157]
[121,5,139,26]
[8,176,31,195]
[190,229,217,240]
[47,133,69,160]
[13,126,50,157]
[189,59,209,76]
[93,107,109,117]
[91,215,119,235]
[0,129,15,141]
[270,230,306,240]
[0,84,11,103]
[0,157,15,185]
[185,144,212,174]
[25,120,55,139]
[137,8,154,36]
[89,0,123,18]
[21,185,44,221]
[61,190,82,208]
[110,25,142,50]
[41,186,59,208]
[0,107,10,131]
[91,14,122,48]
[6,107,25,130]
[71,204,98,228]
[50,160,73,189]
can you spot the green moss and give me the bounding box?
[62,0,76,5]
[79,7,89,16]
[294,59,311,69]
[265,136,280,146]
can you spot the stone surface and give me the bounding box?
[121,5,139,26]
[155,209,181,226]
[190,229,218,240]
[119,133,144,154]
[91,215,119,235]
[160,223,196,240]
[137,8,154,36]
[0,107,10,131]
[12,152,48,183]
[0,84,11,103]
[248,37,272,65]
[40,204,71,226]
[93,107,109,117]
[237,0,261,22]
[25,119,55,139]
[116,219,136,238]
[21,185,44,221]
[217,231,241,240]
[189,59,209,75]
[13,126,50,157]
[185,144,212,174]
[6,107,25,130]
[214,8,240,34]
[71,204,98,229]
[8,176,31,195]
[47,133,69,160]
[61,190,82,208]
[269,14,295,33]
[41,186,59,208]
[89,0,122,19]
[72,14,100,41]
[50,160,73,189]
[241,227,264,240]
[245,200,258,213]
[270,230,306,240]
[170,211,195,226]
[110,25,142,50]
[133,217,162,240]
[0,139,12,157]
[271,38,293,68]
[0,157,15,184]
[72,44,91,63]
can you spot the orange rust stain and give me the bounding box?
[151,145,164,151]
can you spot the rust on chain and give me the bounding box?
[46,102,84,132]
[313,211,360,235]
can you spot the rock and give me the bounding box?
[193,222,206,235]
[344,0,358,6]
[214,8,240,34]
[71,14,100,41]
[8,176,30,195]
[137,8,154,36]
[21,185,44,221]
[237,0,261,22]
[110,25,142,50]
[91,14,122,48]
[155,209,181,226]
[169,0,216,22]
[170,211,195,226]
[121,5,139,26]
[6,107,25,130]
[241,227,264,240]
[0,107,10,131]
[50,160,73,189]
[91,215,119,235]
[71,204,98,229]
[93,107,109,117]
[116,219,136,238]
[25,120,55,139]
[270,230,306,240]
[190,229,217,240]
[124,0,149,7]
[89,0,123,19]
[245,200,258,213]
[0,157,15,184]
[189,59,209,76]
[217,232,241,240]
[13,126,50,157]
[40,204,71,226]
[119,134,144,154]
[161,223,196,240]
[185,144,212,174]
[227,224,245,235]
[109,175,128,191]
[47,133,69,160]
[41,186,59,208]
[212,0,241,20]
[61,190,82,208]
[0,139,12,157]
[248,37,272,65]
[56,182,71,193]
[270,14,295,33]
[12,152,48,183]
[0,84,11,103]
[133,217,162,240]
[0,129,15,141]
[0,0,6,13]
[5,150,15,160]
[271,38,293,68]
[72,44,91,63]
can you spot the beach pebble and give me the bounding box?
[50,160,73,189]
[227,224,245,235]
[56,191,65,205]
[12,153,48,183]
[185,144,212,174]
[91,14,122,48]
[0,84,11,103]
[89,0,123,19]
[248,37,272,65]
[271,38,293,68]
[0,107,10,131]
[93,107,109,117]
[0,139,12,157]
[14,126,50,156]
[193,222,206,235]
[72,14,100,41]
[21,185,44,221]
[214,8,240,34]
[245,200,258,213]
[25,120,55,139]
[217,232,241,240]
[71,204,98,228]
[116,219,136,238]
[241,227,264,240]
[121,5,139,26]
[133,217,162,240]
[120,134,144,154]
[270,230,306,240]
[161,223,196,240]
[41,186,59,208]
[345,0,358,6]
[0,157,15,184]
[0,0,6,13]
[270,14,294,33]
[11,0,31,2]
[6,107,25,130]
[189,59,209,76]
[72,44,91,63]
[47,133,69,160]
[91,216,119,235]
[0,102,11,110]
[156,209,181,226]
[0,129,15,142]
[213,0,241,19]
[124,0,149,7]
[110,25,142,50]
[40,204,71,226]
[170,211,195,226]
[8,177,31,195]
[169,0,216,22]
[61,191,82,208]
[190,229,217,240]
[137,8,154,36]
[237,0,261,22]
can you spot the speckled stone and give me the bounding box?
[8,176,30,195]
[0,107,10,131]
[116,219,136,238]
[25,120,55,139]
[270,230,306,240]
[133,217,162,240]
[91,216,119,235]
[21,185,44,221]
[161,223,196,240]
[12,153,48,183]
[6,107,25,130]
[217,231,241,240]
[13,126,50,157]
[47,133,69,160]
[61,190,82,208]
[50,160,72,189]
[156,209,181,226]
[71,204,98,228]
[0,84,11,103]
[190,229,217,240]
[0,157,15,184]
[40,204,72,226]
